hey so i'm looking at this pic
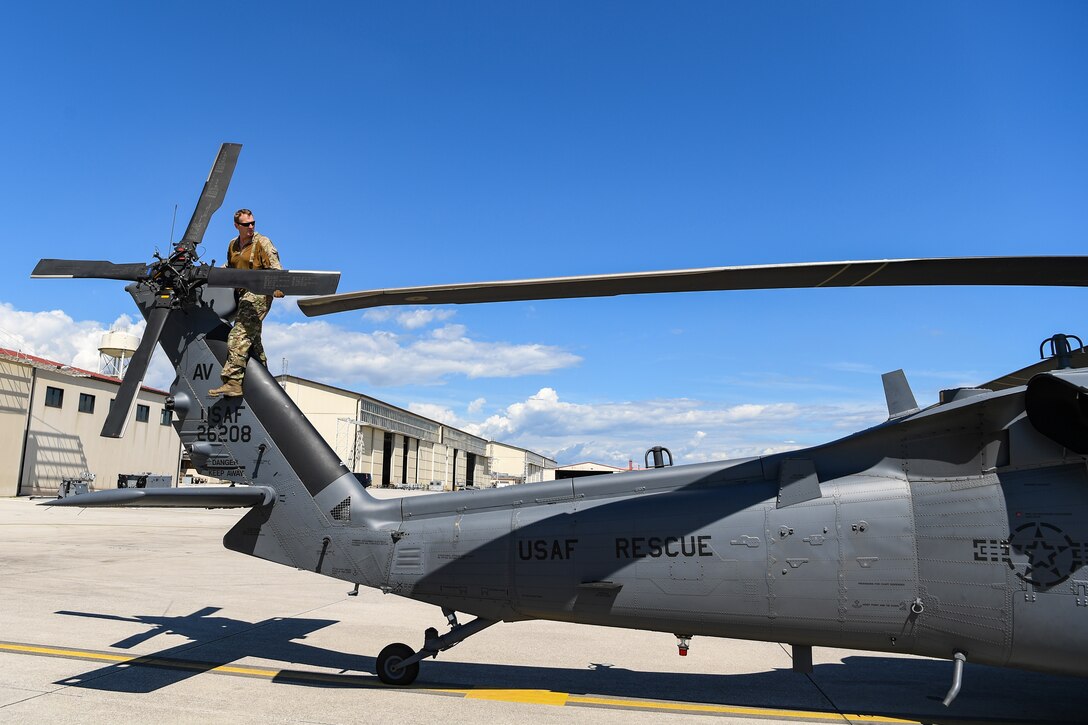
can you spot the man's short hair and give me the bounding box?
[234,209,254,224]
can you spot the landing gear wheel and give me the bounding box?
[376,642,419,685]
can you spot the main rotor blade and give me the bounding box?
[981,348,1088,391]
[180,143,242,249]
[32,259,149,281]
[205,267,340,296]
[101,306,169,438]
[297,256,1088,316]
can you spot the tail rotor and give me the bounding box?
[31,143,340,438]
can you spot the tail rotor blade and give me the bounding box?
[101,306,169,438]
[205,267,340,296]
[180,143,242,249]
[33,260,149,281]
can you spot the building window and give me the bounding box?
[160,408,172,426]
[45,386,63,408]
[78,393,95,414]
[136,404,150,423]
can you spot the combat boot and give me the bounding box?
[208,380,243,397]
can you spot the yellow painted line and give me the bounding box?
[0,643,129,663]
[569,695,919,723]
[465,689,569,706]
[0,640,925,723]
[0,642,377,687]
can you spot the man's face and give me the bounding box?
[234,213,256,242]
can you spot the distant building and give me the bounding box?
[486,441,556,486]
[277,375,490,490]
[0,348,182,496]
[0,346,556,497]
[555,461,626,480]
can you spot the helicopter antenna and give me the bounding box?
[168,203,178,243]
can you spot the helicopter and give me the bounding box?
[32,143,1088,706]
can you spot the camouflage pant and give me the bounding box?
[221,292,271,383]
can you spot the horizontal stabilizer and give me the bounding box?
[40,486,274,509]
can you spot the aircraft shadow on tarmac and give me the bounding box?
[53,608,1088,723]
[54,608,371,690]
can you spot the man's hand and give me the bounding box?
[273,289,285,299]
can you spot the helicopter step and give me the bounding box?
[376,610,497,686]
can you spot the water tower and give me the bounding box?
[99,330,140,379]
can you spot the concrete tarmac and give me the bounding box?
[1,496,1086,724]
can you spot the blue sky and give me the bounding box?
[2,2,1086,466]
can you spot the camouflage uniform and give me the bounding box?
[220,233,282,384]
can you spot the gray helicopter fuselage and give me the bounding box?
[148,284,1088,680]
[378,390,1088,678]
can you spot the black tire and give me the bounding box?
[376,642,419,685]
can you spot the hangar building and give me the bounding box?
[0,347,559,497]
[487,441,557,486]
[0,348,182,497]
[277,374,491,490]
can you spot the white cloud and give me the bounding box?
[362,309,395,323]
[396,308,456,330]
[262,319,581,386]
[0,301,885,469]
[362,307,456,330]
[826,361,880,374]
[460,387,885,468]
[407,403,461,426]
[430,323,466,341]
[0,301,581,393]
[0,303,174,389]
[466,387,803,439]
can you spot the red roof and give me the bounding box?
[0,346,169,396]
